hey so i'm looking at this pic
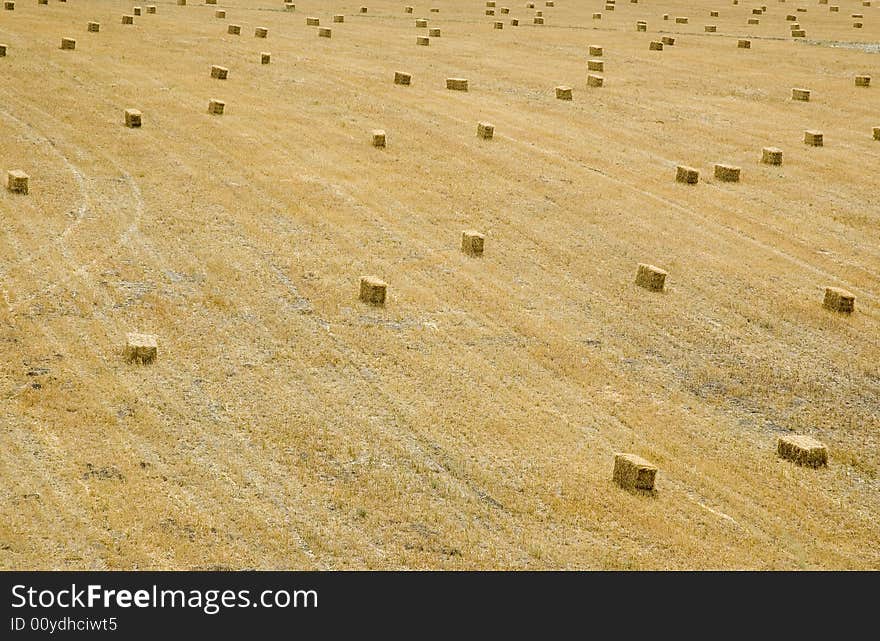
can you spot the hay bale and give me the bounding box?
[494,21,503,29]
[853,21,863,28]
[587,74,604,87]
[661,36,675,45]
[635,263,667,291]
[711,10,719,17]
[791,29,806,37]
[829,5,839,11]
[228,24,241,34]
[675,165,699,184]
[87,22,100,32]
[649,40,663,51]
[761,147,783,165]
[486,0,495,5]
[500,7,509,14]
[510,18,518,25]
[533,16,543,24]
[60,37,76,50]
[430,6,439,11]
[738,39,751,48]
[713,163,741,182]
[208,98,225,115]
[124,109,142,128]
[555,86,573,100]
[133,6,141,16]
[855,75,871,87]
[593,12,601,19]
[405,6,413,13]
[359,277,386,305]
[873,126,880,141]
[486,9,495,15]
[360,5,367,12]
[429,28,441,36]
[823,286,855,313]
[587,59,604,72]
[636,22,646,32]
[777,435,828,468]
[6,170,28,194]
[705,24,717,32]
[415,18,428,27]
[261,52,271,64]
[318,27,332,38]
[333,14,344,22]
[210,65,228,80]
[613,453,657,491]
[461,230,485,256]
[177,0,186,5]
[394,71,412,85]
[214,10,225,18]
[306,17,319,26]
[122,15,134,24]
[371,129,386,147]
[791,87,810,101]
[124,333,158,364]
[416,35,429,45]
[284,2,295,10]
[146,5,156,13]
[0,44,6,57]
[748,18,760,25]
[675,16,688,23]
[447,78,468,91]
[804,130,823,146]
[545,0,553,5]
[588,45,603,56]
[255,27,268,38]
[476,121,495,139]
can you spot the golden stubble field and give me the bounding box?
[1,0,878,570]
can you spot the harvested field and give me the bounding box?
[0,0,879,572]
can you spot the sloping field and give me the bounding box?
[1,0,878,570]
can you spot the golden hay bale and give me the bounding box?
[6,170,29,194]
[261,52,271,64]
[255,27,268,38]
[429,28,441,36]
[791,87,810,101]
[461,230,485,256]
[635,263,667,291]
[675,164,699,184]
[0,44,6,57]
[853,21,863,28]
[486,9,495,15]
[124,108,142,128]
[613,453,657,491]
[636,22,646,32]
[854,75,871,87]
[214,10,225,18]
[87,22,100,32]
[587,59,604,72]
[360,5,367,12]
[447,77,468,91]
[661,36,675,45]
[371,129,386,147]
[394,71,412,85]
[415,18,428,27]
[500,7,510,14]
[593,12,601,19]
[587,74,604,87]
[786,14,797,21]
[555,86,573,100]
[713,163,741,182]
[738,39,751,48]
[122,15,134,24]
[205,0,216,3]
[133,7,142,16]
[761,147,783,165]
[711,10,719,17]
[124,333,158,364]
[284,2,295,10]
[494,21,504,29]
[777,435,828,468]
[804,130,823,146]
[333,14,344,22]
[705,24,717,32]
[588,44,603,56]
[476,121,494,139]
[306,16,319,26]
[748,18,760,25]
[177,0,186,5]
[146,5,156,13]
[359,276,387,305]
[228,24,241,34]
[751,8,762,14]
[207,98,225,115]
[823,286,855,313]
[210,65,228,79]
[510,18,519,25]
[546,0,554,5]
[416,35,429,45]
[405,6,413,13]
[533,16,543,24]
[649,40,663,51]
[604,3,614,10]
[829,5,839,11]
[318,27,332,38]
[873,126,880,140]
[675,16,688,23]
[791,29,805,37]
[60,37,76,50]
[487,0,495,5]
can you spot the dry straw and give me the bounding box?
[738,39,751,48]
[228,24,241,34]
[748,18,760,25]
[415,18,427,27]
[675,16,688,23]
[60,37,76,50]
[87,22,100,32]
[804,130,823,146]
[676,165,699,184]
[649,40,663,50]
[791,88,810,101]
[477,122,494,139]
[761,147,783,165]
[371,129,386,147]
[705,24,717,32]
[394,71,412,85]
[461,231,485,256]
[447,78,468,91]
[318,27,332,38]
[333,14,344,22]
[587,59,603,72]
[661,36,675,45]
[555,86,572,100]
[124,333,158,364]
[122,15,134,24]
[255,27,268,38]
[613,453,657,491]
[635,263,667,291]
[429,28,441,37]
[588,44,603,56]
[823,286,855,313]
[6,170,29,194]
[211,65,228,79]
[587,74,604,87]
[215,10,225,18]
[124,109,142,128]
[208,98,225,115]
[416,36,429,45]
[261,52,271,64]
[146,5,156,13]
[854,75,871,87]
[306,17,319,26]
[777,435,828,467]
[714,164,741,182]
[791,29,805,37]
[359,277,387,305]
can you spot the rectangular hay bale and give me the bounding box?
[124,333,158,364]
[823,286,855,313]
[461,230,485,256]
[446,77,468,91]
[359,276,386,305]
[675,164,699,184]
[635,263,667,291]
[613,453,657,491]
[476,121,494,139]
[124,108,142,127]
[777,434,828,467]
[6,170,29,194]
